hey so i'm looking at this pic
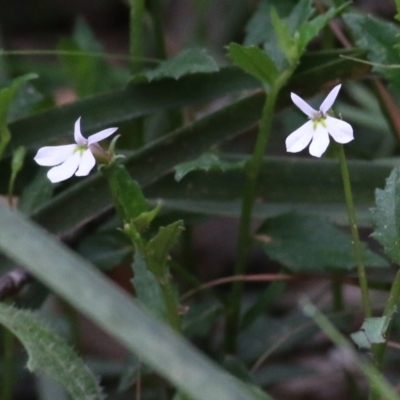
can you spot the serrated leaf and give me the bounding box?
[344,13,400,89]
[144,220,184,277]
[372,166,400,264]
[140,48,219,82]
[101,163,148,222]
[0,303,104,400]
[297,7,338,54]
[271,8,296,62]
[174,153,245,182]
[351,316,391,349]
[131,252,167,320]
[256,212,388,272]
[227,43,278,86]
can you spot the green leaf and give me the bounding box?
[58,17,121,97]
[144,220,184,277]
[139,48,219,82]
[297,7,338,54]
[372,166,400,264]
[0,73,37,159]
[174,153,245,182]
[18,169,54,214]
[343,13,400,89]
[78,230,132,271]
[256,212,388,272]
[100,162,148,222]
[227,43,278,86]
[351,316,391,349]
[131,252,167,319]
[8,145,26,203]
[0,303,104,400]
[271,8,295,62]
[0,204,262,400]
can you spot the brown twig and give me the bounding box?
[0,269,32,300]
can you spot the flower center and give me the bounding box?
[312,114,326,130]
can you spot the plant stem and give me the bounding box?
[129,0,146,74]
[2,328,14,400]
[337,144,372,318]
[368,269,400,400]
[148,0,167,59]
[225,88,279,353]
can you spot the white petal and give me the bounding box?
[88,127,118,145]
[291,92,318,118]
[34,144,77,166]
[75,149,96,176]
[309,124,330,158]
[285,120,314,153]
[47,152,81,183]
[319,84,341,114]
[74,117,87,146]
[325,116,354,144]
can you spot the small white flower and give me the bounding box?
[285,84,353,157]
[34,117,117,183]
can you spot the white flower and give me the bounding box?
[34,117,118,183]
[285,84,353,157]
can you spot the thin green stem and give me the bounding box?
[225,88,279,353]
[129,0,146,74]
[368,269,400,400]
[148,0,167,59]
[2,328,14,400]
[337,144,372,318]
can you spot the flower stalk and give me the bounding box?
[337,144,372,318]
[226,87,279,352]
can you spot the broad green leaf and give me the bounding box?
[139,48,219,82]
[256,212,388,272]
[372,166,400,264]
[227,43,278,86]
[101,162,148,222]
[0,303,104,400]
[285,0,314,34]
[147,156,397,226]
[351,316,391,349]
[0,204,262,400]
[174,153,245,182]
[131,252,167,319]
[343,13,400,89]
[144,220,184,277]
[6,67,260,153]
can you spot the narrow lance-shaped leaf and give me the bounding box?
[227,43,278,86]
[0,303,104,400]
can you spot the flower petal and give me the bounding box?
[285,120,314,153]
[47,152,81,183]
[75,149,96,176]
[74,117,87,146]
[291,92,318,118]
[34,144,77,166]
[309,124,330,157]
[88,127,118,145]
[319,84,341,114]
[325,116,354,144]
